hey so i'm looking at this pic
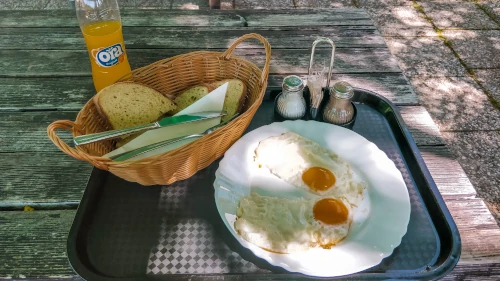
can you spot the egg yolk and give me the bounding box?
[302,167,336,191]
[313,198,349,225]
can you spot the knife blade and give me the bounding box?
[73,110,227,146]
[110,113,240,161]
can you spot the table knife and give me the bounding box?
[73,110,227,146]
[110,113,239,161]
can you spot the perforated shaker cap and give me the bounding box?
[332,81,354,100]
[282,75,305,92]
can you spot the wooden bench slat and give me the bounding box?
[0,74,417,111]
[0,26,384,50]
[0,48,401,77]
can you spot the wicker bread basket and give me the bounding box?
[47,33,271,186]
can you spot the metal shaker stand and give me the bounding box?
[307,37,335,119]
[275,37,357,129]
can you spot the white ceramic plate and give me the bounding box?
[213,120,411,277]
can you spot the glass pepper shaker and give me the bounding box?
[276,75,306,119]
[323,81,355,125]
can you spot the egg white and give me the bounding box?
[254,131,366,206]
[234,192,352,254]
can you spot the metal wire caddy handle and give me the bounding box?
[307,37,336,119]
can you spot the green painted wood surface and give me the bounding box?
[0,9,372,28]
[0,26,384,50]
[0,105,442,153]
[0,74,417,111]
[0,77,95,111]
[0,48,400,77]
[0,210,78,279]
[0,10,245,28]
[0,152,90,206]
[1,8,498,280]
[241,9,373,27]
[0,111,75,152]
[0,114,444,206]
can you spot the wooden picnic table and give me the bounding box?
[1,8,500,280]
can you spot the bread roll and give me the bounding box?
[172,79,246,121]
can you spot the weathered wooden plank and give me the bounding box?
[0,77,95,111]
[0,210,78,279]
[0,152,90,206]
[0,104,439,153]
[443,195,500,264]
[0,48,401,77]
[8,273,86,281]
[444,263,500,280]
[1,196,499,278]
[0,111,76,153]
[0,9,372,28]
[0,111,458,205]
[242,9,374,27]
[334,73,418,105]
[420,146,477,196]
[0,10,244,28]
[0,74,416,111]
[398,106,444,146]
[0,26,384,50]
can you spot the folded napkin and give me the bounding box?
[103,82,228,160]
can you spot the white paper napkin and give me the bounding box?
[104,82,228,160]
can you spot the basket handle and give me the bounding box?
[47,120,110,170]
[221,33,271,86]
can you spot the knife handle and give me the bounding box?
[110,113,240,161]
[73,122,158,146]
[110,133,204,161]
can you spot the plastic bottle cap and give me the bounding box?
[282,75,305,92]
[332,81,354,100]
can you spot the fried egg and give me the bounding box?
[254,131,366,206]
[234,192,352,253]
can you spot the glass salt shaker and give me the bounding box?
[323,81,355,125]
[276,75,306,119]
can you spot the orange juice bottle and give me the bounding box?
[75,0,131,92]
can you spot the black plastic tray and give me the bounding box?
[67,88,461,280]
